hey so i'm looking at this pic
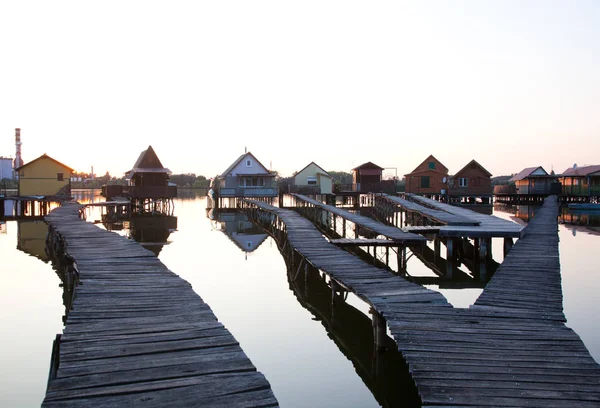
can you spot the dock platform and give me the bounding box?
[377,193,524,238]
[242,196,600,407]
[42,203,277,407]
[291,193,427,243]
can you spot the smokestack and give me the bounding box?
[14,128,23,170]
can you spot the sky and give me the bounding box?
[1,1,598,180]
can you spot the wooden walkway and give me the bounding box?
[242,197,600,407]
[42,203,277,407]
[292,193,427,243]
[383,194,524,238]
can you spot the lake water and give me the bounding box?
[1,190,599,407]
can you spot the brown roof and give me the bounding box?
[127,146,171,176]
[509,166,549,182]
[454,159,492,178]
[15,153,74,172]
[560,165,600,177]
[352,161,384,171]
[406,155,449,175]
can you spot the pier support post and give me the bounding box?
[503,237,514,257]
[434,237,441,261]
[445,239,454,279]
[371,308,387,352]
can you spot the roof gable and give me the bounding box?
[127,145,171,177]
[16,153,74,172]
[352,161,384,171]
[295,161,331,178]
[407,155,449,175]
[220,152,271,178]
[134,145,164,169]
[454,159,492,178]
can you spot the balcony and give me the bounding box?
[102,185,177,199]
[218,187,278,198]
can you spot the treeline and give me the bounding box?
[69,172,211,189]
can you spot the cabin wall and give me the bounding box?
[405,170,447,194]
[449,167,492,196]
[18,158,71,196]
[318,174,333,194]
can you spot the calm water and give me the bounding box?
[1,190,599,407]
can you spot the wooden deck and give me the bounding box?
[242,196,600,407]
[42,203,277,408]
[383,193,524,238]
[292,193,428,243]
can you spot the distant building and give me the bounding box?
[509,166,559,195]
[448,159,493,204]
[560,165,600,197]
[294,162,333,195]
[15,154,74,197]
[0,157,13,180]
[404,155,449,196]
[217,152,277,198]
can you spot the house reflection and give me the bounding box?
[559,208,600,236]
[17,219,50,262]
[128,215,178,256]
[208,209,269,256]
[100,210,177,256]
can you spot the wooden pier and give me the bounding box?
[241,196,600,407]
[42,203,277,407]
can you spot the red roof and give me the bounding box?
[561,165,600,177]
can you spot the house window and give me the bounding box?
[307,176,317,185]
[246,159,252,167]
[421,176,430,188]
[428,162,436,170]
[57,173,64,181]
[20,171,25,177]
[459,177,468,187]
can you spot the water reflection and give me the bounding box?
[17,219,50,262]
[128,214,177,256]
[287,263,421,407]
[208,209,269,255]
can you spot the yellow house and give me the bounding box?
[16,154,74,197]
[294,162,333,194]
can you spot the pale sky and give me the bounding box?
[1,1,598,179]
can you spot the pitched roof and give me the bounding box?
[454,159,492,178]
[560,165,600,177]
[15,153,74,172]
[509,166,549,182]
[352,161,384,171]
[127,146,170,176]
[295,161,332,178]
[219,152,273,178]
[407,155,448,174]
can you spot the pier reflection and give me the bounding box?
[208,209,269,255]
[286,262,421,407]
[97,205,178,256]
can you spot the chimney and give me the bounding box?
[14,128,23,170]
